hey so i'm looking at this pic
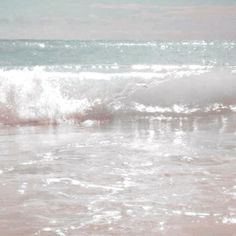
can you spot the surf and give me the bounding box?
[0,65,235,125]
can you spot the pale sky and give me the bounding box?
[0,0,235,40]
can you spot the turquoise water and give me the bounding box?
[0,40,235,66]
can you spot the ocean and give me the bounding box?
[0,40,235,235]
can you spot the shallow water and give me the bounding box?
[0,116,235,236]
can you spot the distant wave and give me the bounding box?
[1,40,235,67]
[0,65,235,125]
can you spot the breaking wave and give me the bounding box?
[0,65,235,125]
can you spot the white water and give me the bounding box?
[0,65,235,125]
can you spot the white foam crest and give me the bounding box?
[0,68,97,124]
[97,42,157,47]
[78,71,167,80]
[115,102,236,116]
[20,41,49,49]
[0,66,78,81]
[0,66,169,82]
[0,66,235,125]
[132,103,199,114]
[0,64,215,83]
[131,64,212,71]
[222,217,236,224]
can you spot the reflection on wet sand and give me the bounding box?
[0,116,235,235]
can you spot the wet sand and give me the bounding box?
[0,116,235,236]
